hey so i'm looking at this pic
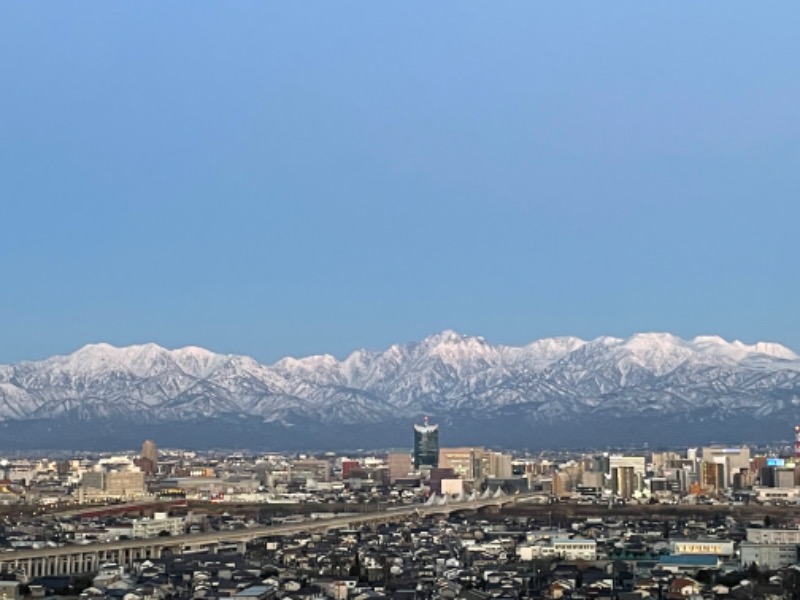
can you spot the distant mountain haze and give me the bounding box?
[0,331,798,450]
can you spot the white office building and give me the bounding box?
[132,512,185,539]
[518,538,597,561]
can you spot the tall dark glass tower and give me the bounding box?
[413,417,439,469]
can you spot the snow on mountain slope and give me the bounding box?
[691,335,799,365]
[501,336,587,370]
[0,331,798,430]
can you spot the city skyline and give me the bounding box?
[4,435,800,594]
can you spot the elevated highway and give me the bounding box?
[0,493,532,578]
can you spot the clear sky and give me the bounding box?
[1,2,799,364]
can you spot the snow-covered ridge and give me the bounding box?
[15,330,794,375]
[0,331,798,427]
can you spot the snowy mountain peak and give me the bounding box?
[42,342,167,376]
[504,336,587,370]
[692,335,727,345]
[171,345,229,378]
[275,353,340,371]
[27,342,233,380]
[70,341,167,361]
[0,330,798,450]
[692,335,798,361]
[625,332,682,345]
[421,329,483,347]
[749,341,797,360]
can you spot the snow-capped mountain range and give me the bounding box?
[1,331,799,449]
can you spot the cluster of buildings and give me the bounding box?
[5,508,800,600]
[399,422,800,505]
[5,423,800,599]
[5,422,800,511]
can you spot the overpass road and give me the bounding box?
[0,494,530,578]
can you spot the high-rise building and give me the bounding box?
[611,466,637,498]
[776,467,795,489]
[607,455,645,496]
[794,425,800,459]
[413,417,439,469]
[702,461,726,491]
[387,452,413,482]
[485,451,513,479]
[439,447,485,480]
[341,460,361,480]
[105,471,146,498]
[290,458,331,483]
[140,439,158,475]
[81,469,146,500]
[701,446,750,488]
[652,451,681,471]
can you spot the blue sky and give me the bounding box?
[1,2,799,363]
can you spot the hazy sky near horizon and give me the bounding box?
[2,3,799,364]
